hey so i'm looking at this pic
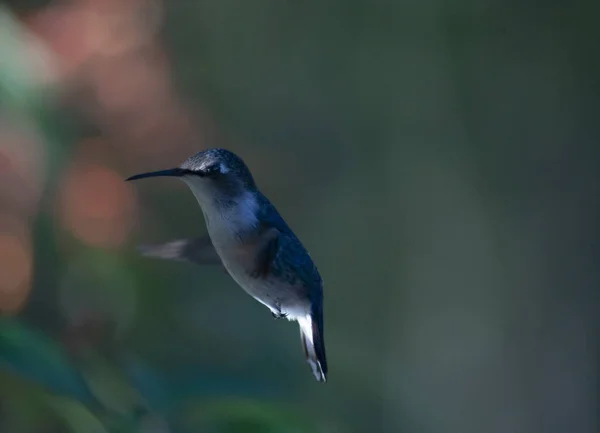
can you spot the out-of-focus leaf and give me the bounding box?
[79,353,146,417]
[0,5,69,181]
[0,6,57,110]
[182,398,318,433]
[46,395,110,433]
[0,373,59,433]
[0,317,97,405]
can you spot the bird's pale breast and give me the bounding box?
[200,191,315,319]
[213,237,311,319]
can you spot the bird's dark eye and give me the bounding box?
[202,164,221,177]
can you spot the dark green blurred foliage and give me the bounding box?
[2,1,600,433]
[0,318,96,406]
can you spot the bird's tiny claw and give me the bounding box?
[271,311,288,319]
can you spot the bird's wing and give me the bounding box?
[249,227,280,279]
[253,193,323,294]
[137,236,223,266]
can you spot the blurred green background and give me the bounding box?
[1,1,599,432]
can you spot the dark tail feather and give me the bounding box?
[298,304,327,382]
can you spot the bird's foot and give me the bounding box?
[271,311,288,320]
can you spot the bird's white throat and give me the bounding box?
[182,176,259,243]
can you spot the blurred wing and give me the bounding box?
[137,236,223,266]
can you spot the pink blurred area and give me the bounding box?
[0,124,44,314]
[24,0,210,162]
[1,0,215,315]
[58,140,138,249]
[0,216,33,314]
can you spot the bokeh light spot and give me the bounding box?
[0,219,33,314]
[0,120,46,217]
[59,163,137,248]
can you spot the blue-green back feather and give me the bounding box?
[255,193,323,298]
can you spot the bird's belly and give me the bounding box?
[218,251,310,319]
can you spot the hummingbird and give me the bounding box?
[126,148,327,382]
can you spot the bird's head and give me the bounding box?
[126,148,257,205]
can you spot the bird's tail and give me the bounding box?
[298,303,327,382]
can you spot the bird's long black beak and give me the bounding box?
[125,168,187,182]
